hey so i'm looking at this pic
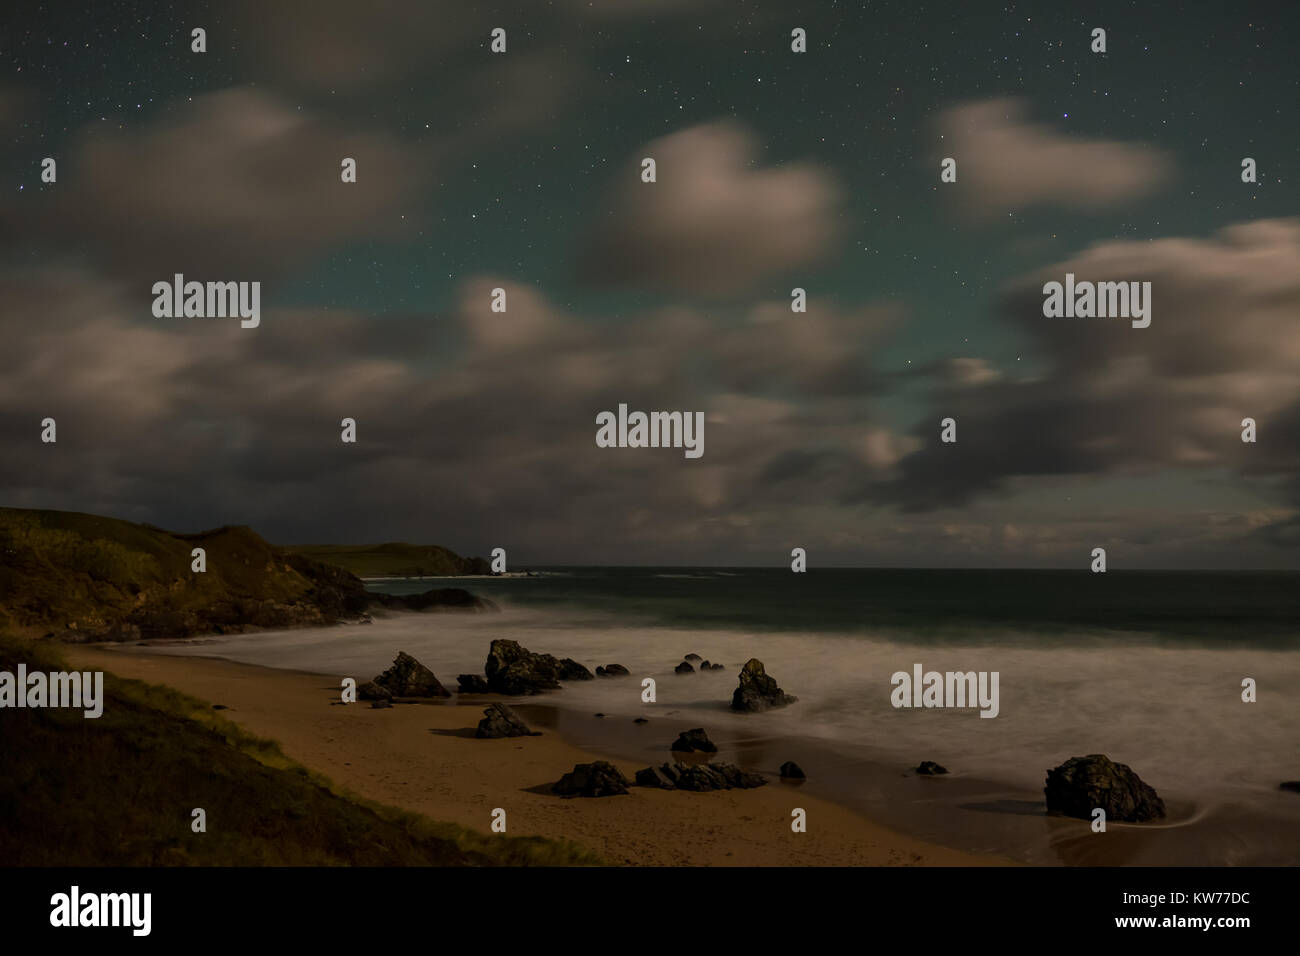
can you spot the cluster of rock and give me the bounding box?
[1044,754,1166,822]
[475,703,539,738]
[731,658,797,712]
[595,663,630,677]
[674,653,725,674]
[916,761,949,775]
[635,762,766,792]
[456,638,594,695]
[552,761,631,798]
[358,651,451,701]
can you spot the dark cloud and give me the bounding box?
[872,219,1300,547]
[0,268,906,560]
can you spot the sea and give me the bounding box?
[130,567,1300,865]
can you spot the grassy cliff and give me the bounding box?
[284,542,490,578]
[0,507,371,640]
[0,634,598,866]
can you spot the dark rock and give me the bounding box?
[916,761,949,775]
[457,673,490,694]
[700,660,712,670]
[557,658,595,681]
[595,666,604,676]
[475,702,538,738]
[633,717,649,724]
[370,699,393,709]
[371,651,451,698]
[684,654,703,662]
[1279,781,1300,794]
[552,761,631,798]
[211,704,228,711]
[671,727,718,753]
[597,663,630,677]
[484,638,561,695]
[594,712,606,718]
[674,661,695,675]
[1044,754,1166,822]
[716,763,767,788]
[730,658,796,712]
[673,763,728,791]
[710,663,724,671]
[779,761,805,780]
[635,766,677,789]
[664,761,766,792]
[358,680,393,701]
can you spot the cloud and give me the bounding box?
[13,89,427,283]
[934,97,1172,217]
[0,268,905,562]
[578,121,843,296]
[872,219,1300,543]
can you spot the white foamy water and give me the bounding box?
[135,603,1300,810]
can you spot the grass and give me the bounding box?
[0,507,369,638]
[0,633,601,867]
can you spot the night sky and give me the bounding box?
[2,0,1299,568]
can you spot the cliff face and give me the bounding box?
[0,508,373,640]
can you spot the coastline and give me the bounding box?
[63,644,1008,867]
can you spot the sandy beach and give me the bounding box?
[64,644,1005,867]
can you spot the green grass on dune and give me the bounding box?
[0,506,370,638]
[0,634,601,867]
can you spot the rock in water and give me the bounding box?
[596,663,630,677]
[358,680,392,701]
[916,761,949,775]
[372,652,450,698]
[475,703,538,738]
[730,658,797,712]
[484,638,561,695]
[671,728,718,753]
[1279,781,1300,794]
[779,761,805,780]
[674,661,695,675]
[457,673,489,694]
[557,658,595,681]
[552,761,631,798]
[1044,754,1165,822]
[684,653,703,662]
